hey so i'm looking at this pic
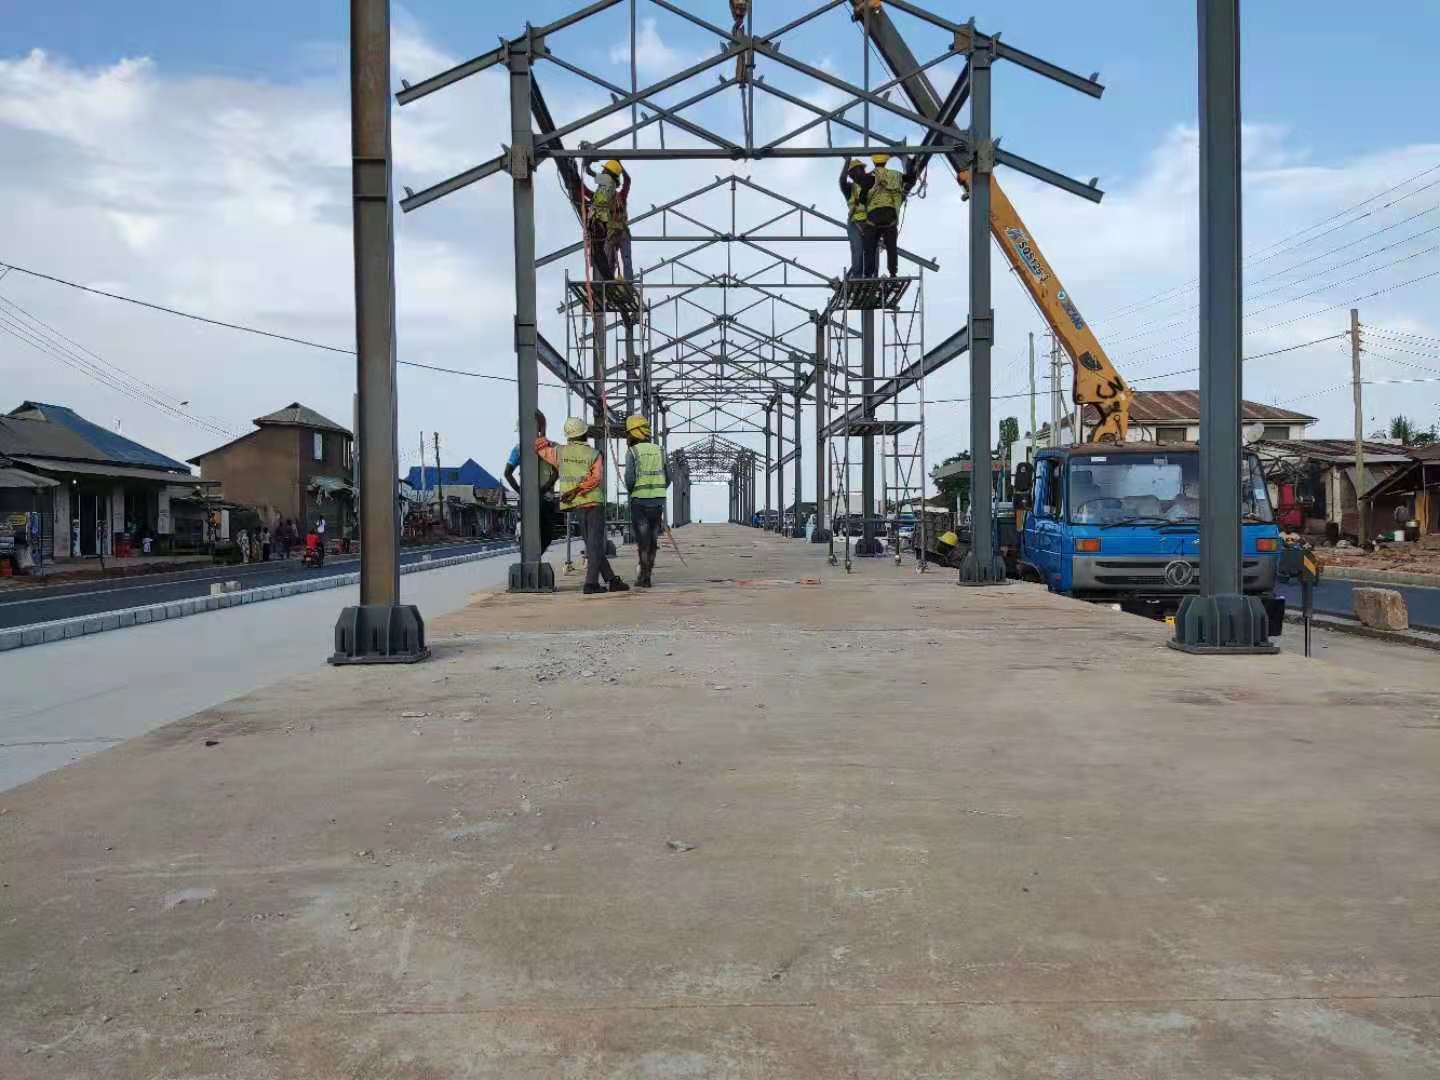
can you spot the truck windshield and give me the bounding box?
[1067,452,1273,525]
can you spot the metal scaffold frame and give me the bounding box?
[377,0,1111,605]
[820,270,928,573]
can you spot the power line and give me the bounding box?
[1091,163,1440,327]
[0,258,570,389]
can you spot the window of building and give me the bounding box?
[1261,424,1292,441]
[342,439,353,470]
[313,432,324,461]
[1155,426,1188,445]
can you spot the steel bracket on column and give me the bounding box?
[331,604,431,665]
[969,312,994,345]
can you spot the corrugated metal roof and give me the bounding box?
[1081,391,1317,426]
[1254,438,1414,464]
[0,466,59,489]
[254,402,351,435]
[6,402,192,471]
[10,456,203,484]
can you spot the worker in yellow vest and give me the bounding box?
[623,415,671,588]
[838,157,870,276]
[541,417,629,594]
[860,152,918,277]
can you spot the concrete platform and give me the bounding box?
[2,525,1438,1077]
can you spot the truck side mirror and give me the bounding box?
[1013,461,1034,495]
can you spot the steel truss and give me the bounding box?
[390,0,1108,592]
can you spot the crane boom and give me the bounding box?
[959,171,1132,443]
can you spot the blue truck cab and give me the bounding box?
[1015,443,1285,629]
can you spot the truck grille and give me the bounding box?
[1092,559,1263,589]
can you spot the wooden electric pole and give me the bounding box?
[1350,307,1366,546]
[433,431,444,531]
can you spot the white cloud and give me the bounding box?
[609,18,697,79]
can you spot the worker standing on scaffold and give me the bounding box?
[579,161,617,282]
[859,153,918,278]
[839,158,870,277]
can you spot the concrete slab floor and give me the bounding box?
[1,524,1438,1078]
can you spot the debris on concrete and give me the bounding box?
[162,888,216,911]
[1353,586,1410,631]
[666,839,697,852]
[400,711,430,719]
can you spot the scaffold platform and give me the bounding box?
[823,275,914,316]
[566,279,643,322]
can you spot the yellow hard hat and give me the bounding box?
[871,153,891,166]
[563,416,589,440]
[939,530,959,547]
[625,414,651,437]
[603,159,623,177]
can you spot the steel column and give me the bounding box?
[957,37,1005,585]
[330,0,429,664]
[1172,0,1274,652]
[764,403,773,530]
[791,355,805,537]
[506,33,553,592]
[857,310,881,555]
[812,317,832,542]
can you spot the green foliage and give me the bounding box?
[1388,415,1437,447]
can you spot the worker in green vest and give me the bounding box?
[579,161,621,282]
[838,157,870,276]
[861,152,918,277]
[541,417,629,594]
[623,414,671,588]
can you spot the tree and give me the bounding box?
[1388,415,1437,447]
[932,452,972,513]
[996,417,1020,499]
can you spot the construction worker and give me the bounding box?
[542,417,629,594]
[838,158,870,276]
[860,153,918,277]
[623,414,671,588]
[504,410,560,554]
[730,1,750,82]
[583,159,632,281]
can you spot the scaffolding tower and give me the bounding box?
[821,272,927,573]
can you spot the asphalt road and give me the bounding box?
[1276,577,1440,630]
[0,541,512,629]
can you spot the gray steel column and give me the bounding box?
[505,29,553,593]
[812,316,832,542]
[958,38,1005,585]
[1172,0,1274,652]
[624,323,638,417]
[857,309,880,554]
[764,403,773,530]
[330,0,429,664]
[792,356,805,537]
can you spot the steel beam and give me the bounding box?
[821,324,968,438]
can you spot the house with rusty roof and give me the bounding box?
[189,403,355,534]
[1047,390,1317,445]
[1251,436,1420,539]
[0,401,204,559]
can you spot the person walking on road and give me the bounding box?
[542,417,629,595]
[623,414,670,588]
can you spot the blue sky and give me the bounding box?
[7,1,1437,186]
[2,2,1438,520]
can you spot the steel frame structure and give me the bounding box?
[388,0,1109,594]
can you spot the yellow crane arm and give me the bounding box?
[959,171,1132,443]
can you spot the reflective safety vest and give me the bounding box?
[590,184,614,227]
[867,166,905,217]
[558,442,602,509]
[629,441,667,500]
[847,183,868,223]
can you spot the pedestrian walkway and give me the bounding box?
[2,525,1438,1077]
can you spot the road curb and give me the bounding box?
[1322,565,1440,589]
[0,545,517,655]
[1285,610,1440,652]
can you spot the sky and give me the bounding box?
[2,1,1438,524]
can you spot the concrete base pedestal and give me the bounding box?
[329,603,431,665]
[507,561,556,594]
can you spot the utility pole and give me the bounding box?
[433,431,444,532]
[1351,307,1366,546]
[331,0,427,664]
[419,430,427,507]
[1050,332,1061,448]
[1028,332,1037,462]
